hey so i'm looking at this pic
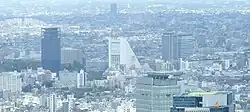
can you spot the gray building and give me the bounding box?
[178,34,195,59]
[62,101,69,112]
[136,72,181,112]
[162,32,179,62]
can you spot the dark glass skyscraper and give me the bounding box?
[41,28,61,77]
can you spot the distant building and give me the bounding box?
[62,101,69,112]
[187,91,235,112]
[178,34,195,59]
[41,28,61,77]
[171,106,229,112]
[56,70,77,88]
[111,3,118,16]
[67,94,75,112]
[40,94,49,107]
[0,71,22,93]
[162,32,179,62]
[77,69,87,88]
[86,59,108,72]
[61,48,82,65]
[173,96,203,108]
[49,93,57,112]
[108,37,141,72]
[136,71,180,112]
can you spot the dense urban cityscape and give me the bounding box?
[1,0,250,112]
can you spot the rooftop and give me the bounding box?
[188,91,231,96]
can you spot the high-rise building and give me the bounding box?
[67,94,75,112]
[110,3,117,16]
[0,72,22,93]
[40,94,49,107]
[108,38,120,69]
[108,37,141,71]
[136,71,181,112]
[62,101,69,112]
[61,48,82,65]
[178,34,195,59]
[162,32,179,62]
[41,28,61,77]
[77,69,87,88]
[49,93,57,112]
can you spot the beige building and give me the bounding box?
[0,71,22,93]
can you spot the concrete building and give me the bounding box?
[187,91,235,112]
[77,69,87,88]
[162,32,179,62]
[173,96,203,108]
[62,101,69,112]
[56,70,77,88]
[0,71,22,93]
[110,3,118,16]
[61,48,82,64]
[136,72,181,112]
[49,93,57,112]
[67,94,75,112]
[178,34,195,59]
[108,37,141,72]
[41,28,61,77]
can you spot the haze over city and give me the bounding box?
[0,0,249,112]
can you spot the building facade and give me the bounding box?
[0,72,22,93]
[61,48,82,65]
[178,34,195,59]
[49,93,57,112]
[136,72,180,112]
[110,3,117,16]
[41,28,61,77]
[162,32,179,62]
[77,69,87,88]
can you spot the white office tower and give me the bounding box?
[49,93,57,112]
[0,71,22,93]
[108,37,141,72]
[77,69,87,88]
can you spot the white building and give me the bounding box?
[67,94,75,112]
[61,48,82,64]
[180,58,190,71]
[0,71,22,93]
[108,37,141,72]
[77,69,87,88]
[188,91,234,112]
[49,93,57,112]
